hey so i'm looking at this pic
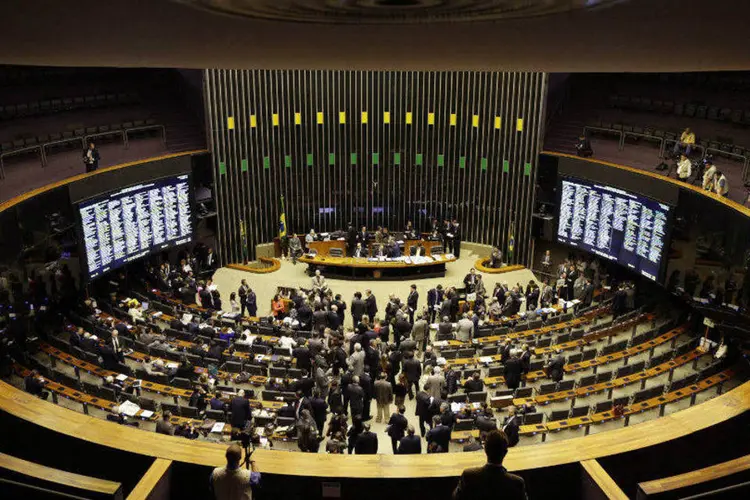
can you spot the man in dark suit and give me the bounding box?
[386,405,409,454]
[351,292,366,329]
[476,409,498,433]
[229,391,251,431]
[354,423,378,454]
[407,284,419,324]
[293,341,312,374]
[398,425,422,454]
[109,330,125,363]
[426,286,441,324]
[204,248,219,273]
[246,289,257,317]
[310,391,328,434]
[364,290,377,323]
[464,268,479,294]
[426,415,451,453]
[347,376,365,418]
[504,353,523,390]
[464,372,484,393]
[402,352,422,399]
[357,226,369,247]
[83,142,100,172]
[24,370,48,399]
[582,279,595,307]
[451,219,462,258]
[502,406,520,447]
[546,349,566,383]
[156,411,175,435]
[452,430,527,500]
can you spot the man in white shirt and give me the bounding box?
[305,229,316,246]
[278,331,297,354]
[702,161,717,191]
[715,171,729,197]
[676,154,692,181]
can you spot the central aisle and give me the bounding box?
[212,248,538,320]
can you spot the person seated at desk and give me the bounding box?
[464,372,484,393]
[374,226,384,245]
[209,392,225,411]
[673,127,696,157]
[127,300,144,323]
[404,220,418,240]
[411,242,427,257]
[24,370,49,400]
[428,229,442,242]
[305,229,317,248]
[353,242,368,258]
[475,408,497,433]
[146,358,176,377]
[437,316,454,341]
[489,247,503,268]
[373,244,387,258]
[311,270,328,294]
[387,239,401,258]
[288,233,303,261]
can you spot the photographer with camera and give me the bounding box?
[210,443,260,500]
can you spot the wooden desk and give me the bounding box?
[307,240,347,257]
[637,453,750,498]
[298,254,457,280]
[0,452,124,500]
[474,260,526,275]
[1,376,748,477]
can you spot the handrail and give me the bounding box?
[226,257,281,274]
[0,150,208,213]
[474,259,525,274]
[542,151,750,219]
[637,453,750,498]
[0,451,123,499]
[1,378,748,478]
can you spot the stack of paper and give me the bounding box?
[211,422,226,433]
[118,400,141,417]
[116,374,128,382]
[140,410,154,419]
[479,356,493,364]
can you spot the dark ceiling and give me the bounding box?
[172,0,624,24]
[1,0,750,71]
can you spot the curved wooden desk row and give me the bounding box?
[474,260,526,275]
[637,453,750,498]
[0,452,123,500]
[512,348,704,408]
[480,322,682,394]
[444,308,626,371]
[2,376,749,477]
[514,367,734,440]
[226,257,281,274]
[473,305,609,345]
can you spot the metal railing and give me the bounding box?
[583,125,750,182]
[0,124,166,179]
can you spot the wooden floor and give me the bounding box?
[2,379,749,478]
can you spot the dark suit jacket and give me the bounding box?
[351,299,366,319]
[229,397,251,429]
[347,384,365,416]
[387,412,409,439]
[402,358,422,382]
[365,295,378,317]
[547,355,566,382]
[453,464,527,500]
[503,415,520,447]
[426,424,451,452]
[354,431,378,454]
[504,358,523,389]
[407,291,419,310]
[398,434,422,454]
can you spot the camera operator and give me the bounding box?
[210,444,260,500]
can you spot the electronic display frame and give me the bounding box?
[75,174,195,282]
[556,176,674,284]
